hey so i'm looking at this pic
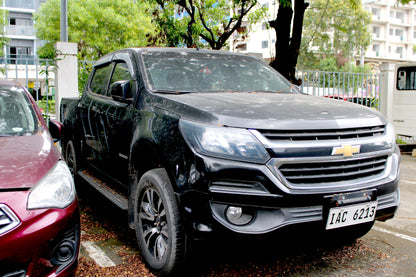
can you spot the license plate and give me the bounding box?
[326,201,377,230]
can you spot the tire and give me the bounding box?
[133,168,186,276]
[64,140,81,180]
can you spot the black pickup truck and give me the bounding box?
[60,48,400,276]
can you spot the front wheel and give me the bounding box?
[64,140,81,180]
[133,168,186,276]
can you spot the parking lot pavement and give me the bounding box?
[76,155,416,277]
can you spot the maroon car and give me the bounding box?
[0,80,80,276]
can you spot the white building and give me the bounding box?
[365,0,416,63]
[231,0,416,65]
[2,0,46,60]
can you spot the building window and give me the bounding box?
[9,18,16,25]
[396,47,404,58]
[396,11,404,23]
[389,28,394,36]
[371,7,380,19]
[262,22,268,30]
[236,43,247,51]
[262,40,268,49]
[372,44,380,53]
[372,26,380,37]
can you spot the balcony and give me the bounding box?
[4,0,34,10]
[6,25,34,37]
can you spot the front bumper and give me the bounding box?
[179,150,400,236]
[0,191,80,277]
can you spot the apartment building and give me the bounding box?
[365,0,416,63]
[231,0,416,64]
[2,0,46,60]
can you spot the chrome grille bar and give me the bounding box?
[279,155,388,185]
[259,125,385,141]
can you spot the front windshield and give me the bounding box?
[142,51,292,93]
[0,86,38,136]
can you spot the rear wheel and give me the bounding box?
[133,168,186,276]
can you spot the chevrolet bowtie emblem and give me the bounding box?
[332,145,360,157]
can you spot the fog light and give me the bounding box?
[225,206,253,226]
[52,240,75,264]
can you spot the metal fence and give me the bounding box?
[0,56,383,112]
[0,56,55,118]
[296,70,382,110]
[0,56,54,100]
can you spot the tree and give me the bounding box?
[148,0,264,50]
[298,0,371,70]
[0,0,8,56]
[269,0,309,85]
[269,0,371,84]
[34,0,156,60]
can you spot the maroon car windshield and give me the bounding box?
[0,86,38,136]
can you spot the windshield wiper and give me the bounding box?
[153,89,198,95]
[238,86,295,94]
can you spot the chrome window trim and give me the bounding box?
[0,204,20,236]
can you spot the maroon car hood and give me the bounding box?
[0,131,61,189]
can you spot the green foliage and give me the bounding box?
[149,0,264,50]
[37,100,56,115]
[0,1,8,56]
[78,61,94,95]
[34,0,157,60]
[298,0,371,69]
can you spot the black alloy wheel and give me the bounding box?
[134,168,186,276]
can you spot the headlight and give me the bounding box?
[179,120,270,163]
[27,161,76,210]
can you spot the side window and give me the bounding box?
[109,62,134,99]
[397,66,416,90]
[89,64,114,95]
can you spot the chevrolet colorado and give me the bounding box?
[60,48,400,276]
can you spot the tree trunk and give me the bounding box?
[270,0,308,85]
[270,4,292,81]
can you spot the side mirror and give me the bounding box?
[49,119,63,142]
[110,80,132,104]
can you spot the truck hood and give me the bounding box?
[159,92,387,129]
[0,132,61,189]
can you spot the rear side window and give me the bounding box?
[89,64,113,95]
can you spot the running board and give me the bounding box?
[78,169,128,210]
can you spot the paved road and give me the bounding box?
[76,155,416,276]
[361,155,416,276]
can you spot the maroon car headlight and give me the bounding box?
[27,161,76,210]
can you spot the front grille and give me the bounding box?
[259,125,385,141]
[0,204,20,236]
[279,155,388,185]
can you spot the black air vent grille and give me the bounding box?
[279,155,388,185]
[259,125,385,141]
